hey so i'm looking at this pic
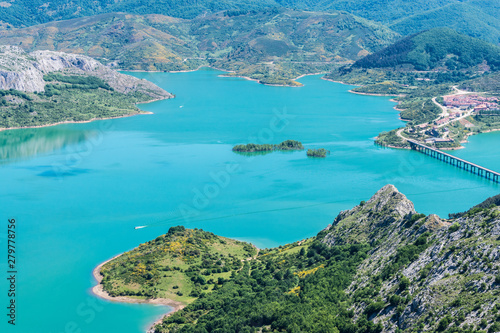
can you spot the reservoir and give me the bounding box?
[0,68,498,333]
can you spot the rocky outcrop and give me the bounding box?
[322,185,416,247]
[0,45,172,99]
[321,185,500,332]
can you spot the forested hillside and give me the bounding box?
[352,28,500,71]
[460,72,500,95]
[389,0,500,45]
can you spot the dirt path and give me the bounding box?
[432,97,448,118]
[396,127,407,141]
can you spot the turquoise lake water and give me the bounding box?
[1,68,500,333]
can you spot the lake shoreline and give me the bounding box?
[91,255,185,333]
[124,66,331,87]
[0,111,154,132]
[348,90,401,97]
[219,72,329,87]
[320,77,361,87]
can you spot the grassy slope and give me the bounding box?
[1,0,498,47]
[388,1,500,45]
[460,72,500,95]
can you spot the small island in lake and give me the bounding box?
[232,140,304,153]
[307,148,330,157]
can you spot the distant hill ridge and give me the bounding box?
[352,27,500,71]
[277,0,500,44]
[0,9,399,85]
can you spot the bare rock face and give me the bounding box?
[366,184,416,218]
[0,45,172,100]
[322,184,416,246]
[31,50,101,73]
[0,46,46,92]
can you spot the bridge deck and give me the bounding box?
[407,139,500,177]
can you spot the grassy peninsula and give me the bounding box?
[95,185,500,333]
[98,226,256,304]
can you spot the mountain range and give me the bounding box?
[1,0,498,44]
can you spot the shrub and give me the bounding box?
[399,276,411,291]
[365,301,386,316]
[488,322,500,333]
[449,222,460,233]
[389,295,402,306]
[437,315,452,331]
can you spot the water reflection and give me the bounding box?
[232,150,274,157]
[0,127,94,163]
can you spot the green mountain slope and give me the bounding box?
[352,28,500,71]
[459,71,500,95]
[0,9,398,84]
[97,185,500,332]
[389,1,500,45]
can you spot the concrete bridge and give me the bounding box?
[408,139,500,183]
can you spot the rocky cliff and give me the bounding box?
[0,45,171,99]
[320,185,500,332]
